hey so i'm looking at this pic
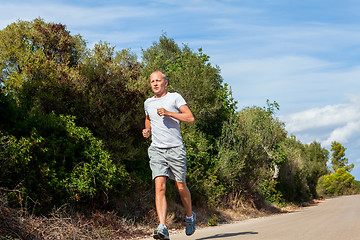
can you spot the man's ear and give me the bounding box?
[165,80,168,87]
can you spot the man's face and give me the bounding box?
[150,72,168,97]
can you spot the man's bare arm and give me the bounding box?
[157,105,195,124]
[142,115,151,138]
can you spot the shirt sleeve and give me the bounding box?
[175,93,187,109]
[144,101,148,115]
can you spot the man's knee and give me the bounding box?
[155,176,167,194]
[176,182,189,192]
[155,184,166,194]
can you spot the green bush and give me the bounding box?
[258,179,284,206]
[0,111,127,212]
[317,168,355,197]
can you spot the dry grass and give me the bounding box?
[0,191,306,240]
[0,196,153,240]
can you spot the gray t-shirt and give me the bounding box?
[144,92,187,148]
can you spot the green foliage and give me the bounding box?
[0,18,85,109]
[78,42,146,168]
[0,18,141,213]
[352,180,360,195]
[316,142,358,198]
[317,168,356,197]
[217,113,245,189]
[265,99,280,114]
[330,141,354,172]
[0,19,148,209]
[207,214,219,226]
[0,19,146,168]
[303,141,329,197]
[258,179,285,206]
[216,104,298,206]
[277,137,329,202]
[0,105,126,212]
[183,129,223,206]
[218,106,287,188]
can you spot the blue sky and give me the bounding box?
[1,0,360,180]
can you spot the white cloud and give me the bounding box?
[322,121,360,147]
[283,103,360,133]
[279,96,360,180]
[280,95,360,148]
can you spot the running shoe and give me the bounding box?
[153,224,170,240]
[185,212,196,236]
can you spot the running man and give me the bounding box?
[142,70,196,240]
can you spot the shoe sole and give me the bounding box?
[159,233,170,240]
[153,231,169,240]
[153,230,160,239]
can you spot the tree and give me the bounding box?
[78,42,146,166]
[277,135,310,202]
[0,18,85,109]
[316,142,359,197]
[217,104,288,205]
[303,141,329,197]
[0,108,123,212]
[0,18,147,171]
[0,18,143,212]
[330,141,354,172]
[317,168,355,197]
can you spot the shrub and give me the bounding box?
[317,168,355,197]
[0,112,127,212]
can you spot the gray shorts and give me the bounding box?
[148,145,187,182]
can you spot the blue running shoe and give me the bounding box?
[153,224,170,240]
[185,212,196,236]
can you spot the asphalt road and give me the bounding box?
[144,195,360,240]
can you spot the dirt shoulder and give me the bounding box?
[0,198,323,240]
[134,199,323,240]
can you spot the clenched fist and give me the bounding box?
[157,108,169,117]
[142,129,151,138]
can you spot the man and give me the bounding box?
[142,70,196,240]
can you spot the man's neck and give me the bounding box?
[155,91,168,98]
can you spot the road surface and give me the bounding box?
[144,195,360,240]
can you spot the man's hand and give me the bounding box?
[157,108,169,117]
[142,129,151,138]
[156,106,194,124]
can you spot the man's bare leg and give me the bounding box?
[175,181,193,217]
[155,176,168,225]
